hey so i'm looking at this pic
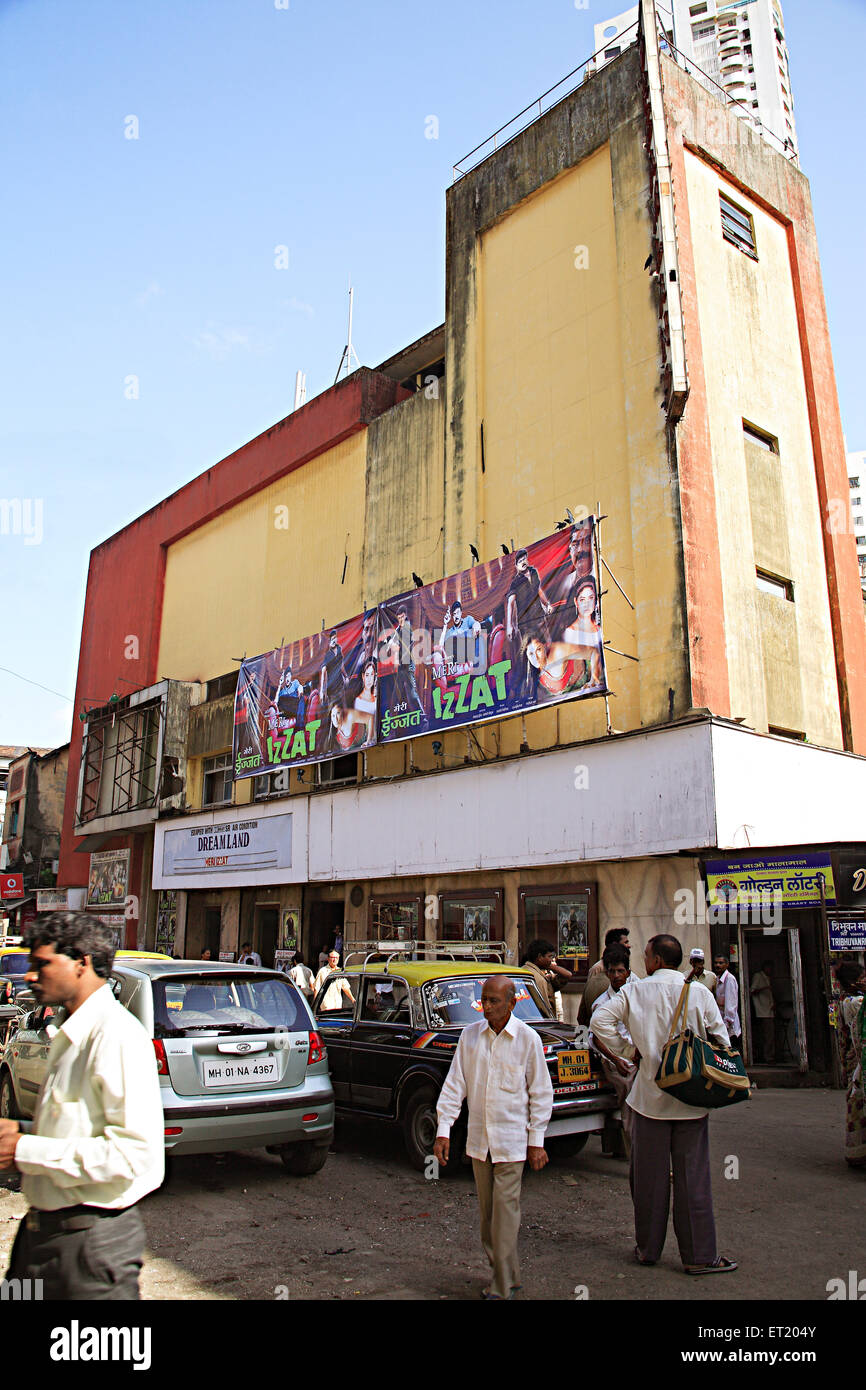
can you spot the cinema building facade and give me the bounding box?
[59,15,866,1083]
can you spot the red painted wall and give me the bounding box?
[59,371,407,888]
[663,64,866,750]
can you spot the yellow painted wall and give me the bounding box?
[459,142,686,736]
[683,150,842,746]
[158,433,369,683]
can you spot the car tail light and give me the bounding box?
[302,1113,318,1123]
[153,1039,169,1075]
[164,1127,183,1136]
[307,1031,325,1065]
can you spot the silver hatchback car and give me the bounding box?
[0,960,334,1176]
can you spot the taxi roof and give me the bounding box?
[342,961,531,986]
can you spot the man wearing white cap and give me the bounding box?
[683,948,717,997]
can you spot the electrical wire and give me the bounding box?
[0,665,73,703]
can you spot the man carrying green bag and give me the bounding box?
[591,934,739,1275]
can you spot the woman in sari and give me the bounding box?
[837,963,866,1168]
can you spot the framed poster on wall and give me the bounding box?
[518,884,596,979]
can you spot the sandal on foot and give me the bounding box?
[684,1255,737,1275]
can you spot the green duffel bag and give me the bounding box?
[655,981,751,1109]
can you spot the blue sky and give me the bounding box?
[1,0,864,748]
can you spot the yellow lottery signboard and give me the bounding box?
[705,855,836,910]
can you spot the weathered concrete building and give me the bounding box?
[1,744,69,931]
[58,2,865,1080]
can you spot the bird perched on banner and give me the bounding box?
[412,572,424,588]
[469,544,479,563]
[555,520,568,531]
[644,253,653,270]
[500,544,510,556]
[565,507,575,524]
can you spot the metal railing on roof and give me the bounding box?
[452,21,639,182]
[452,5,797,182]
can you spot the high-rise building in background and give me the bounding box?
[590,0,797,160]
[847,444,866,591]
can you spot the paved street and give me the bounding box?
[1,1088,861,1301]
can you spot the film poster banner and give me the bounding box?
[233,611,378,779]
[705,853,837,911]
[464,906,490,943]
[87,849,130,909]
[558,901,589,960]
[376,519,606,743]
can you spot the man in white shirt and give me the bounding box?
[591,933,736,1276]
[589,944,639,1146]
[714,955,741,1052]
[750,960,776,1062]
[238,942,262,967]
[433,975,553,1300]
[0,912,164,1299]
[312,950,355,1012]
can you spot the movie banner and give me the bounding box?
[376,518,606,743]
[87,849,130,909]
[233,611,378,780]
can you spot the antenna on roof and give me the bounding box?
[334,283,361,383]
[293,370,307,411]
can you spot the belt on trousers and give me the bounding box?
[25,1204,134,1234]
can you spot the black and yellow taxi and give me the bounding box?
[311,945,618,1170]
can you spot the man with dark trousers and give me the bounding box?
[591,933,736,1276]
[0,912,164,1299]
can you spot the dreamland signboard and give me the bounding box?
[232,519,607,780]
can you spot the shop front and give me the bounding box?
[152,802,306,966]
[704,850,844,1083]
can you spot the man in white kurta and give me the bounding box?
[434,976,553,1299]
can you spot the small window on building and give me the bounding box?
[850,477,861,489]
[202,753,233,807]
[767,726,806,742]
[742,421,779,453]
[689,1,708,14]
[317,754,358,787]
[720,192,757,258]
[856,535,866,547]
[253,769,288,800]
[604,46,621,58]
[756,569,794,601]
[205,672,238,702]
[851,497,861,507]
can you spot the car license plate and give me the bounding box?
[557,1049,591,1084]
[201,1056,277,1087]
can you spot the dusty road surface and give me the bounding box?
[0,1089,861,1301]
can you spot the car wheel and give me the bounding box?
[403,1085,463,1174]
[279,1142,329,1176]
[545,1133,589,1163]
[0,1071,20,1121]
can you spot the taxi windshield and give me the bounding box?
[0,955,30,976]
[423,976,547,1028]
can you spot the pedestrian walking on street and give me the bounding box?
[714,955,741,1052]
[0,912,164,1299]
[433,975,553,1300]
[591,933,736,1275]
